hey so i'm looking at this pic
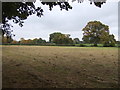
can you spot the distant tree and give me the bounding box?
[49,32,61,43]
[82,21,116,46]
[2,36,13,44]
[27,39,33,44]
[49,32,73,44]
[19,37,46,45]
[20,38,25,41]
[20,38,26,44]
[37,38,46,44]
[7,36,13,43]
[11,40,18,44]
[33,38,38,44]
[82,21,109,46]
[2,36,8,44]
[32,38,46,44]
[73,38,80,44]
[58,34,73,44]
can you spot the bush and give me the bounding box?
[90,45,94,47]
[76,44,86,47]
[103,43,115,47]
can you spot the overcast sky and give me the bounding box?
[11,0,118,41]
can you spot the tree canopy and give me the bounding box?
[2,30,117,47]
[19,38,46,44]
[73,38,80,44]
[2,37,47,45]
[49,32,73,44]
[1,0,106,36]
[82,21,116,46]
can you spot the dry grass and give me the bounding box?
[2,46,118,88]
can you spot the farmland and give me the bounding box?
[2,46,118,88]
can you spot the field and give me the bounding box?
[2,46,118,88]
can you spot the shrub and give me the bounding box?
[103,43,115,47]
[79,44,86,47]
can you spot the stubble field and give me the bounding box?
[2,46,118,88]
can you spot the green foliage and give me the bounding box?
[82,21,116,46]
[101,34,116,47]
[73,38,80,44]
[82,21,109,45]
[19,38,46,45]
[49,32,73,44]
[78,44,86,47]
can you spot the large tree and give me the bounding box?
[82,21,116,46]
[1,0,106,36]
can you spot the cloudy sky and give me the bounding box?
[11,0,118,41]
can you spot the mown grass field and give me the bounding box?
[2,46,118,88]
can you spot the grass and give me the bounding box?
[2,45,118,88]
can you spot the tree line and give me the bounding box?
[2,33,81,46]
[2,21,119,47]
